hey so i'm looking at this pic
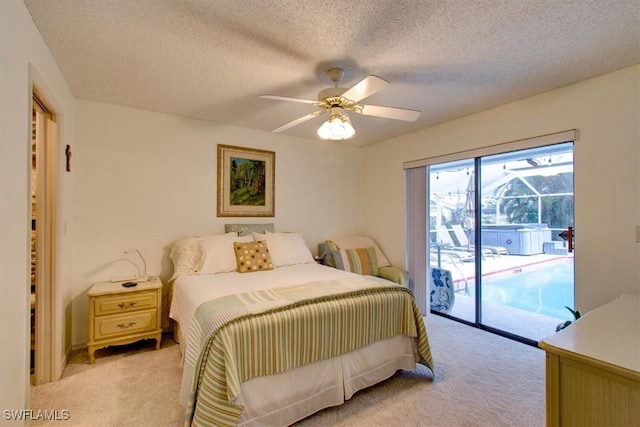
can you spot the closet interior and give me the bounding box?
[30,106,38,380]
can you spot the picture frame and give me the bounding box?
[217,144,275,217]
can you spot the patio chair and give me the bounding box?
[451,224,508,256]
[436,225,493,259]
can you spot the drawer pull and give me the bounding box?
[117,301,137,309]
[116,321,137,329]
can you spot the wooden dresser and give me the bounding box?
[87,277,162,363]
[539,293,639,426]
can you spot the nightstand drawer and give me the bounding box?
[93,309,157,340]
[93,291,158,316]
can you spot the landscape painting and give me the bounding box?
[217,144,275,217]
[230,157,266,206]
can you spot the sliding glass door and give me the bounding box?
[427,142,575,344]
[429,159,477,323]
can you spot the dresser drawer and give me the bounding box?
[93,291,158,316]
[93,309,158,340]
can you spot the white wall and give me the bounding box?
[360,65,640,313]
[71,100,363,347]
[0,0,75,421]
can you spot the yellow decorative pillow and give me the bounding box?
[234,240,274,273]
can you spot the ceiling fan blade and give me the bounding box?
[341,76,389,103]
[260,95,318,105]
[272,111,324,133]
[359,104,421,122]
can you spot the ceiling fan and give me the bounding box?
[260,68,420,140]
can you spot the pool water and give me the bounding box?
[469,260,575,319]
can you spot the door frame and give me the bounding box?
[31,84,62,384]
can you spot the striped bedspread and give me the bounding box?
[182,275,433,426]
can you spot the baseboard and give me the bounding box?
[56,345,73,380]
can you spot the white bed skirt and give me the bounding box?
[174,324,418,426]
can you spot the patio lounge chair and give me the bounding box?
[431,245,474,263]
[436,225,494,259]
[451,224,508,256]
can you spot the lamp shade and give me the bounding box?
[317,112,355,140]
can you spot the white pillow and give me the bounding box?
[168,236,201,281]
[198,232,253,274]
[251,232,314,268]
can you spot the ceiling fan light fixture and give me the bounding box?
[317,110,355,140]
[262,68,418,140]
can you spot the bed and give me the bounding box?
[168,230,433,426]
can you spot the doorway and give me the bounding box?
[428,142,575,344]
[31,89,58,384]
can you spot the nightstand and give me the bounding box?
[87,276,162,363]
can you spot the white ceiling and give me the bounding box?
[24,0,640,147]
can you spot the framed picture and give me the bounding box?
[217,144,275,217]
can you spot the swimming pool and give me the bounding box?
[468,260,575,319]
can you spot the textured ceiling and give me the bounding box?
[24,0,640,147]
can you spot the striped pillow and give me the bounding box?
[322,240,340,267]
[331,247,379,276]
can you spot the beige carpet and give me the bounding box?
[30,315,545,426]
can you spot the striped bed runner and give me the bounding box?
[182,275,433,426]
